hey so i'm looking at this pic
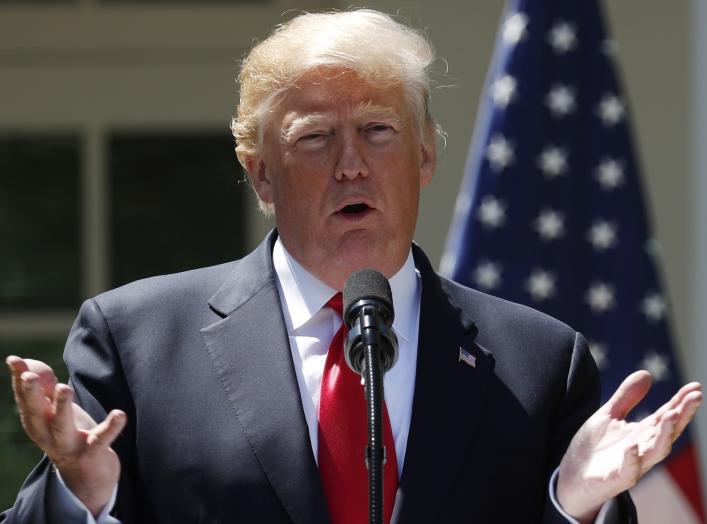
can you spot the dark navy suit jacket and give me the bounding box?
[2,232,636,523]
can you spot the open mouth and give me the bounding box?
[340,202,370,215]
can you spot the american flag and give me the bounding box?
[441,0,705,522]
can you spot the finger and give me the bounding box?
[86,410,126,451]
[639,410,678,474]
[8,356,58,406]
[670,390,703,442]
[7,356,30,407]
[604,370,653,420]
[7,355,29,394]
[24,358,59,399]
[649,382,702,424]
[6,355,29,374]
[49,384,78,449]
[622,443,642,489]
[16,371,52,445]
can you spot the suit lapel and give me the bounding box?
[392,246,495,523]
[200,232,330,524]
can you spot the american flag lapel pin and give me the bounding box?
[458,347,476,368]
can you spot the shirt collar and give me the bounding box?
[273,237,419,343]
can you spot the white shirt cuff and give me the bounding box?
[549,467,612,524]
[47,466,120,524]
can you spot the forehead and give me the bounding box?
[277,70,408,120]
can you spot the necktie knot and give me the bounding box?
[326,292,343,316]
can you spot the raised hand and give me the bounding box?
[6,355,126,517]
[556,370,703,523]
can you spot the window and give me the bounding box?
[109,131,247,287]
[0,134,82,310]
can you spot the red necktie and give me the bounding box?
[318,293,398,524]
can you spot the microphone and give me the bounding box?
[343,269,399,375]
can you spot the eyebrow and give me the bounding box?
[281,113,331,144]
[351,101,405,128]
[281,102,406,144]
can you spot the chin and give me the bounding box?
[334,243,399,278]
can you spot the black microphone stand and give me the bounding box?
[347,303,397,524]
[360,304,385,524]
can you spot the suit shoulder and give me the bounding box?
[91,260,241,314]
[438,274,577,343]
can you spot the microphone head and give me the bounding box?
[343,269,394,324]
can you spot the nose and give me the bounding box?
[334,133,369,181]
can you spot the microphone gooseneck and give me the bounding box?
[342,269,399,524]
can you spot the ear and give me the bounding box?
[419,138,436,188]
[245,155,275,205]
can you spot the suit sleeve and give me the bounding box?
[1,298,137,524]
[541,332,637,524]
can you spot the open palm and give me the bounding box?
[557,370,702,523]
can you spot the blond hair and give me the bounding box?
[231,9,438,213]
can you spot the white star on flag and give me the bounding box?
[525,269,556,301]
[537,146,568,178]
[597,93,625,126]
[490,74,518,108]
[585,281,616,313]
[502,12,528,45]
[534,209,565,241]
[548,21,577,54]
[472,261,502,290]
[486,135,515,172]
[477,196,506,229]
[587,340,608,370]
[642,350,670,381]
[641,292,667,322]
[546,84,577,117]
[587,220,618,251]
[596,158,625,190]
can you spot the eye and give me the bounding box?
[294,131,329,150]
[364,123,396,143]
[300,131,327,141]
[366,124,393,133]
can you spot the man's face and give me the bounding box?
[247,69,435,290]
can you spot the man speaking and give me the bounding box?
[2,9,703,524]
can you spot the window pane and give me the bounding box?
[0,339,67,510]
[0,134,82,311]
[109,131,247,287]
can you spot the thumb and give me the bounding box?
[86,410,127,451]
[603,370,652,420]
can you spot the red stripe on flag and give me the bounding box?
[665,443,706,523]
